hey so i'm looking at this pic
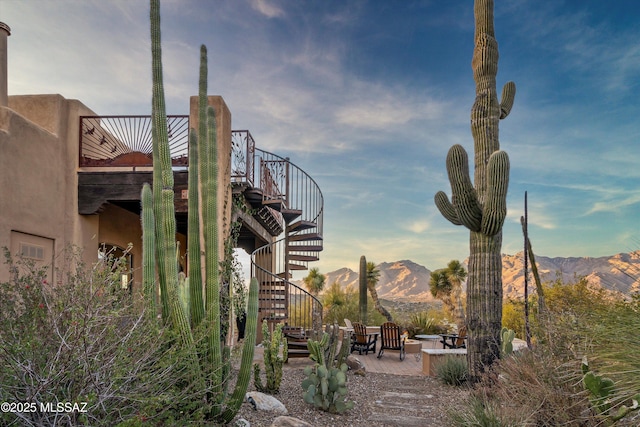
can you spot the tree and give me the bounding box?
[434,0,515,381]
[366,261,393,322]
[303,267,326,296]
[429,269,456,315]
[303,267,325,332]
[446,260,467,330]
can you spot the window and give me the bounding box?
[20,243,45,260]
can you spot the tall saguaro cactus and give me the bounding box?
[434,0,515,381]
[359,255,367,325]
[142,0,258,422]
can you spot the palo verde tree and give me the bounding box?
[141,0,258,422]
[434,0,515,381]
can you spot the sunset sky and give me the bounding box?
[4,0,639,274]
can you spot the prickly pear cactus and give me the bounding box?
[500,327,514,356]
[302,325,354,413]
[434,0,515,381]
[581,357,640,423]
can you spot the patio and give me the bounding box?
[253,336,442,377]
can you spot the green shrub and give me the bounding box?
[321,283,387,326]
[449,394,505,427]
[435,355,468,386]
[450,276,640,426]
[0,247,204,426]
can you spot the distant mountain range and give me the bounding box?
[317,251,640,302]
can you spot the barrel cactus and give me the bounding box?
[434,0,515,381]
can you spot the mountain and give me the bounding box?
[502,250,640,299]
[323,260,435,302]
[320,251,640,302]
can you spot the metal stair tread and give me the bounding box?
[287,232,322,242]
[287,220,316,232]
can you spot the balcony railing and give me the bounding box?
[79,115,189,167]
[78,116,324,333]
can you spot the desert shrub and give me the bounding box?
[321,282,387,326]
[501,298,527,339]
[449,393,506,427]
[403,310,448,338]
[450,276,640,426]
[435,355,468,386]
[0,247,204,426]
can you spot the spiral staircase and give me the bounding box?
[76,116,323,356]
[231,131,324,354]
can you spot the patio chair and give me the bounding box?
[350,322,378,355]
[344,318,354,333]
[377,322,405,361]
[440,326,467,349]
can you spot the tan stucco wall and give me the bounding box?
[188,95,233,272]
[0,95,99,282]
[1,93,231,290]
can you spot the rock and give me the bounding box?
[246,391,288,414]
[234,418,250,427]
[346,354,366,376]
[270,415,314,427]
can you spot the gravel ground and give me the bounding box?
[232,363,469,427]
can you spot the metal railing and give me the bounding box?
[78,117,324,332]
[79,115,189,167]
[251,237,322,333]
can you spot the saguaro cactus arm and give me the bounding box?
[481,150,510,236]
[499,81,516,119]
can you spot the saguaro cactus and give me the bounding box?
[141,0,258,422]
[434,0,515,381]
[358,255,367,325]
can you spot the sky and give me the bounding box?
[3,0,639,275]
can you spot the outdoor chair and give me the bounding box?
[377,322,406,361]
[350,322,378,355]
[440,326,467,349]
[344,318,354,333]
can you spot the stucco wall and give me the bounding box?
[0,95,100,283]
[188,95,233,273]
[1,93,231,291]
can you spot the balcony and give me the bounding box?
[77,115,324,339]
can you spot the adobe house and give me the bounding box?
[0,22,323,342]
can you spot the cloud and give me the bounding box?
[406,220,431,234]
[250,0,285,19]
[586,192,640,215]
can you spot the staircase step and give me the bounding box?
[259,292,286,298]
[287,263,308,271]
[288,232,322,242]
[286,349,311,359]
[286,339,308,348]
[287,245,323,252]
[262,198,284,208]
[281,208,303,223]
[287,220,316,232]
[288,254,319,262]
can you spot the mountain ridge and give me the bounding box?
[317,251,640,302]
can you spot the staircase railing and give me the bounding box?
[251,237,323,334]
